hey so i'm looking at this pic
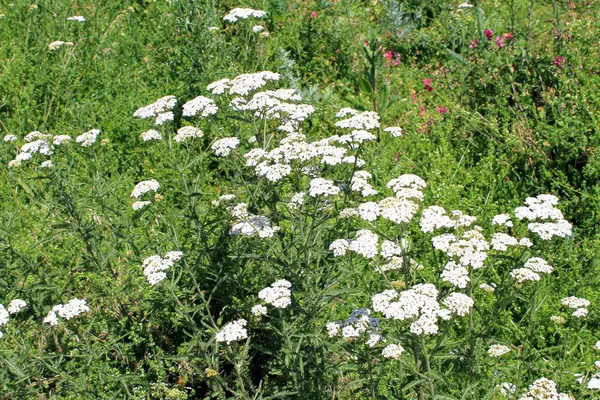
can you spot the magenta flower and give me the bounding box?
[311,11,317,19]
[484,29,493,40]
[423,78,433,92]
[495,36,504,48]
[553,56,565,69]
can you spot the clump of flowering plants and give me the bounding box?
[115,70,580,398]
[0,71,585,398]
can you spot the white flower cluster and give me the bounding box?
[229,208,280,238]
[211,137,240,157]
[335,108,380,131]
[432,228,489,269]
[383,126,403,137]
[211,194,236,207]
[155,112,174,125]
[351,171,378,197]
[8,132,53,167]
[443,292,474,316]
[510,257,553,284]
[491,233,532,251]
[182,96,218,118]
[208,71,279,96]
[420,206,476,233]
[0,300,27,338]
[372,284,455,335]
[348,230,379,259]
[309,178,340,197]
[216,319,248,344]
[67,16,85,22]
[223,8,266,23]
[514,194,572,240]
[142,251,184,286]
[251,304,267,316]
[174,126,204,143]
[131,179,159,209]
[327,308,383,347]
[4,134,17,142]
[561,296,590,318]
[492,213,513,227]
[289,192,305,209]
[7,299,27,315]
[441,261,469,289]
[517,377,572,400]
[53,135,72,145]
[8,130,97,168]
[382,343,405,359]
[141,129,162,142]
[43,298,89,326]
[133,95,177,120]
[488,344,511,357]
[233,89,314,133]
[257,280,292,309]
[338,173,426,226]
[76,129,101,147]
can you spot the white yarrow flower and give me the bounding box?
[75,129,100,147]
[382,344,404,359]
[216,319,248,343]
[212,137,240,156]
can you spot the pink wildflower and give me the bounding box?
[423,78,433,92]
[484,29,493,40]
[495,36,504,48]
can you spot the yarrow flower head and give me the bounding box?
[372,284,453,336]
[327,309,383,347]
[309,178,340,197]
[142,251,183,286]
[335,108,380,131]
[251,304,267,317]
[212,137,240,157]
[441,261,469,289]
[208,72,280,96]
[383,126,403,137]
[7,299,27,314]
[443,292,474,316]
[44,298,90,326]
[514,194,572,240]
[488,344,511,357]
[131,179,160,199]
[518,378,561,400]
[223,8,266,23]
[348,230,379,259]
[140,129,162,141]
[258,280,292,308]
[76,129,100,147]
[155,112,174,126]
[174,126,203,142]
[382,344,404,359]
[216,319,248,343]
[133,96,177,119]
[182,96,218,118]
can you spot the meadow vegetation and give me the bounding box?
[0,0,599,398]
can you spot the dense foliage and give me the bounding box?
[0,0,599,399]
